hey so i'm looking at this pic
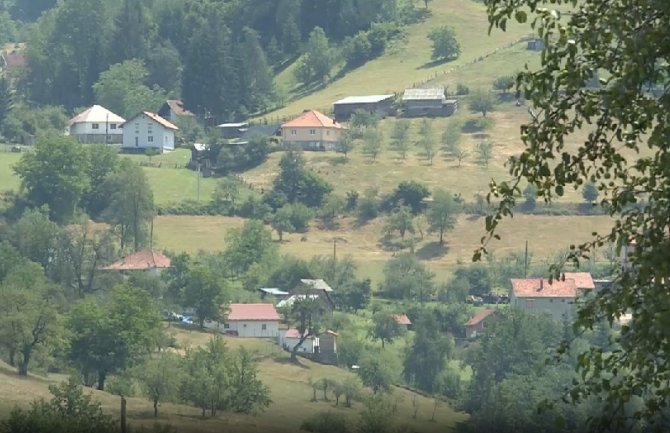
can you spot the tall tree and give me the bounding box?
[381,253,435,302]
[227,347,272,413]
[108,0,156,64]
[68,284,162,390]
[368,312,406,349]
[384,206,415,239]
[480,0,670,428]
[293,26,333,84]
[181,264,228,329]
[427,26,460,61]
[102,159,154,252]
[287,295,322,362]
[403,313,453,393]
[93,59,166,119]
[0,261,64,376]
[137,352,182,418]
[240,27,276,114]
[14,135,90,223]
[223,219,277,278]
[0,76,12,131]
[272,151,333,207]
[426,189,461,244]
[9,207,61,276]
[469,89,496,117]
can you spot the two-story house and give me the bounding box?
[121,111,178,153]
[68,105,125,144]
[510,276,593,321]
[281,110,343,151]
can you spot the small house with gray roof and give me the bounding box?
[401,87,458,117]
[333,94,396,121]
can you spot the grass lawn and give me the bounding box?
[153,213,616,286]
[0,325,468,433]
[268,0,533,120]
[0,150,21,193]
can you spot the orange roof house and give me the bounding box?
[101,249,171,271]
[562,272,595,290]
[218,303,281,338]
[510,277,590,321]
[392,314,412,329]
[464,309,499,339]
[225,303,281,321]
[281,110,344,151]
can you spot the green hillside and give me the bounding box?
[269,0,534,119]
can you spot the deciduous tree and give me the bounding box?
[426,189,461,244]
[368,312,405,348]
[469,88,496,117]
[427,26,460,61]
[137,352,182,417]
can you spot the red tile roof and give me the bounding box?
[393,314,412,326]
[281,110,343,129]
[226,304,280,321]
[465,309,497,327]
[563,272,595,290]
[165,100,194,117]
[101,250,171,271]
[511,278,578,298]
[284,328,316,339]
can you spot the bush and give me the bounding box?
[441,368,462,400]
[343,32,372,69]
[283,202,314,232]
[462,117,494,132]
[301,411,349,433]
[356,189,380,223]
[456,83,470,95]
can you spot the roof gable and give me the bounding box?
[563,272,595,290]
[511,278,578,298]
[281,110,342,129]
[465,309,497,327]
[101,249,171,271]
[122,112,179,130]
[334,94,395,105]
[165,100,194,117]
[300,279,333,292]
[226,303,280,321]
[69,105,125,125]
[393,314,412,325]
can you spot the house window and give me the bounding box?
[291,129,297,135]
[309,129,316,135]
[223,323,230,329]
[262,324,267,330]
[92,123,99,130]
[110,124,117,130]
[525,299,536,309]
[134,122,139,127]
[243,323,247,328]
[326,130,330,136]
[148,136,154,143]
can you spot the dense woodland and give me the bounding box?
[0,0,424,126]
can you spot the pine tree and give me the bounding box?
[0,76,12,131]
[109,0,155,64]
[240,27,276,114]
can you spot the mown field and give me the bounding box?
[153,213,615,285]
[0,326,468,433]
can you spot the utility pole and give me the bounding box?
[333,238,337,261]
[196,161,201,202]
[105,113,109,144]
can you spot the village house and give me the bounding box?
[121,111,178,153]
[278,328,319,354]
[464,309,500,339]
[392,314,412,330]
[332,94,396,121]
[401,87,458,117]
[258,287,290,301]
[68,105,125,144]
[157,100,195,123]
[510,276,594,321]
[280,110,343,151]
[217,303,281,338]
[216,122,249,139]
[99,249,171,275]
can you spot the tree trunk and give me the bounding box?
[381,339,385,349]
[201,406,206,417]
[335,395,339,406]
[97,370,107,391]
[153,399,158,417]
[8,347,15,367]
[439,229,444,245]
[18,349,30,376]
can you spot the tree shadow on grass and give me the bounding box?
[416,241,449,260]
[417,58,456,70]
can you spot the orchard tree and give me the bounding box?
[476,141,494,167]
[389,119,411,159]
[358,351,394,394]
[493,75,516,95]
[469,89,496,117]
[427,26,460,61]
[368,312,406,349]
[417,118,436,164]
[337,130,356,160]
[442,119,463,157]
[427,189,462,244]
[14,135,90,223]
[137,352,182,417]
[582,181,599,204]
[384,206,415,240]
[362,127,383,161]
[479,0,670,429]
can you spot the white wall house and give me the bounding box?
[205,303,280,338]
[68,105,125,144]
[121,111,178,152]
[279,328,319,354]
[510,278,587,321]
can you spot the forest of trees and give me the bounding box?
[0,0,424,125]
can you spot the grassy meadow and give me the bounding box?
[269,0,535,120]
[153,213,616,286]
[0,326,468,433]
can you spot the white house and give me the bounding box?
[279,328,319,354]
[207,303,280,338]
[68,105,125,144]
[510,277,593,321]
[121,111,178,152]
